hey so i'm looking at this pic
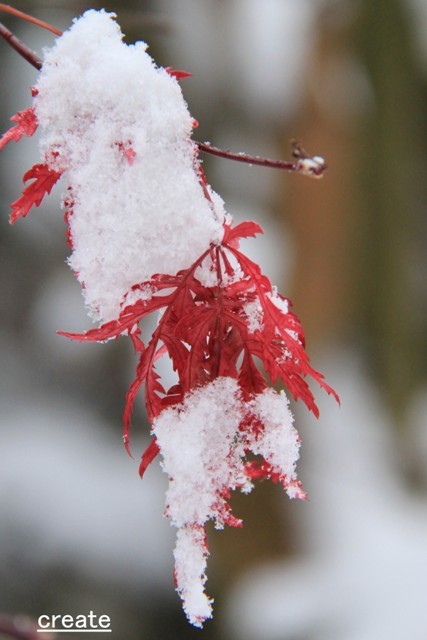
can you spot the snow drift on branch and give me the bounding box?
[33,9,225,322]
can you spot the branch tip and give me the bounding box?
[196,140,327,178]
[0,20,42,69]
[0,9,327,180]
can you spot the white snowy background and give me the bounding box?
[1,1,427,639]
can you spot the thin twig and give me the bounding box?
[0,21,41,69]
[196,141,327,178]
[0,9,327,178]
[0,4,61,35]
[196,141,296,170]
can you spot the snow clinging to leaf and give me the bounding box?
[33,9,225,322]
[153,377,303,624]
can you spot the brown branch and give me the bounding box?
[0,21,41,69]
[0,10,327,179]
[196,141,327,178]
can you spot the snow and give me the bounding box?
[242,299,264,333]
[267,288,289,314]
[296,156,327,179]
[250,389,304,499]
[33,10,225,323]
[153,377,246,623]
[174,526,213,627]
[153,378,246,529]
[153,378,303,625]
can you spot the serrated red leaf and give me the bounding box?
[223,220,264,244]
[58,294,173,343]
[146,367,166,419]
[165,66,192,80]
[10,163,62,223]
[123,344,155,451]
[238,350,267,397]
[161,384,184,409]
[60,219,338,475]
[0,107,38,151]
[58,322,125,343]
[161,334,189,378]
[139,438,160,477]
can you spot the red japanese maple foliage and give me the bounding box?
[0,106,37,150]
[59,217,338,478]
[10,163,62,222]
[0,104,62,223]
[0,5,338,626]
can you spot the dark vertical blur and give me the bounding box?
[356,0,427,419]
[283,0,427,421]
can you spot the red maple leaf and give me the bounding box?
[165,66,192,80]
[10,163,62,223]
[60,220,339,473]
[0,107,38,150]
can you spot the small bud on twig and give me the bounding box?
[197,140,327,178]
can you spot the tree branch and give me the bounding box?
[0,3,61,35]
[196,141,327,178]
[0,21,41,69]
[0,8,327,178]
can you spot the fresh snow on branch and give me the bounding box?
[34,9,225,322]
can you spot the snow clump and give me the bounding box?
[153,377,302,626]
[33,9,225,322]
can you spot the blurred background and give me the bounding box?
[1,1,427,639]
